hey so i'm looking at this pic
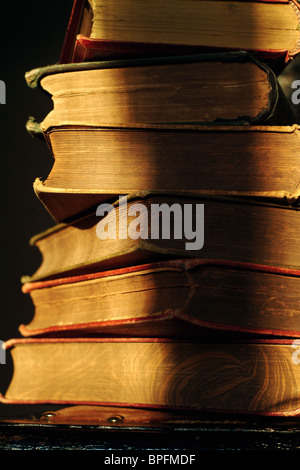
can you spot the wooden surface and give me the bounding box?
[0,408,299,451]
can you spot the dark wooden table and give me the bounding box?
[0,405,299,453]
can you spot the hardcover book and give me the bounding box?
[31,125,300,221]
[60,0,300,64]
[25,52,292,129]
[1,337,299,416]
[20,258,300,338]
[22,194,300,283]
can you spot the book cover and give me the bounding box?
[22,194,300,283]
[25,52,293,130]
[20,258,300,338]
[31,125,300,221]
[60,0,300,64]
[1,337,299,416]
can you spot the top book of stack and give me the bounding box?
[60,0,300,64]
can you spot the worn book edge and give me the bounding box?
[24,51,271,89]
[1,338,299,416]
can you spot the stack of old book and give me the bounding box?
[1,0,300,417]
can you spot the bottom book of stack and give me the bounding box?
[1,336,299,416]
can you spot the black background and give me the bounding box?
[0,0,74,417]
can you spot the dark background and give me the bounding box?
[0,0,300,420]
[0,0,74,417]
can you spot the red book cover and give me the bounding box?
[20,258,300,338]
[60,0,300,64]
